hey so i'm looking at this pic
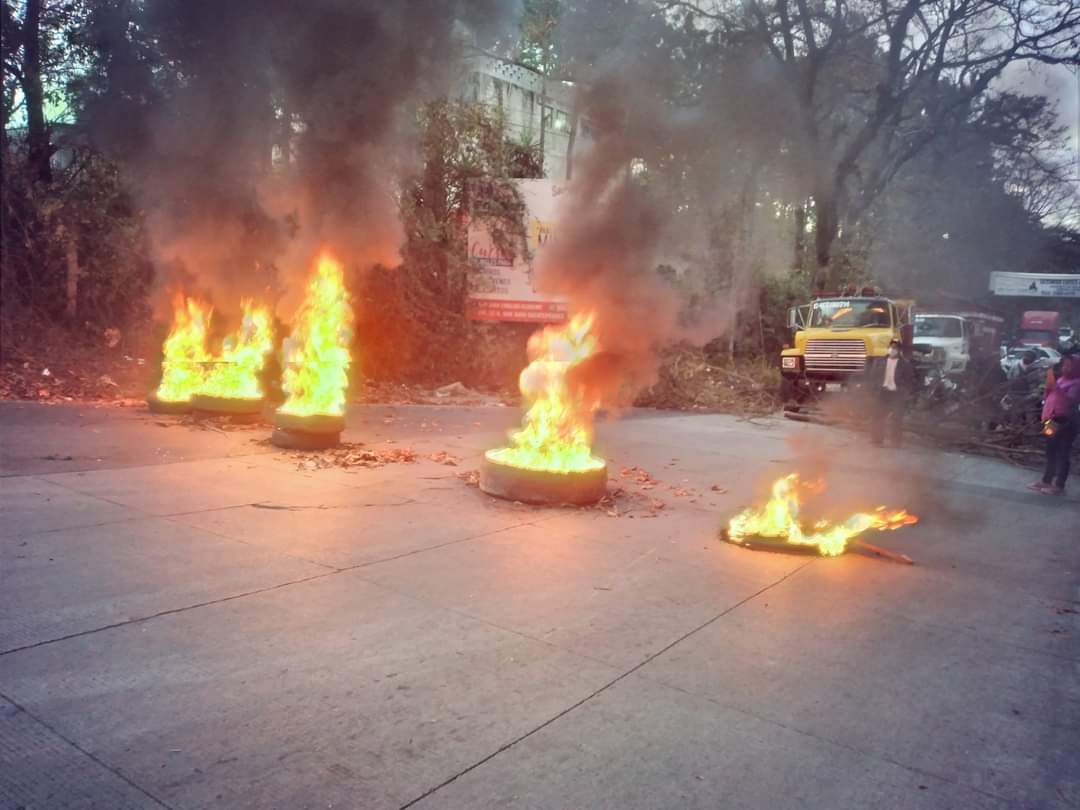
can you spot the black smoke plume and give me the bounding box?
[83,0,511,314]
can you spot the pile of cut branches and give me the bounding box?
[635,345,780,416]
[908,412,1074,468]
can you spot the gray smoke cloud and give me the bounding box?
[536,2,790,403]
[85,0,513,317]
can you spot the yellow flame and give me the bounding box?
[198,300,274,400]
[155,293,212,402]
[728,473,918,556]
[279,253,354,417]
[486,312,605,473]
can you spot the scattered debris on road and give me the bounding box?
[428,451,460,466]
[456,469,481,487]
[270,442,423,471]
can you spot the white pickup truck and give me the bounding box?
[913,312,1003,376]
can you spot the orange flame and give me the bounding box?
[486,312,605,473]
[155,293,212,403]
[728,473,917,556]
[198,300,274,400]
[278,253,354,417]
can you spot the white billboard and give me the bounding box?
[989,272,1080,298]
[466,179,568,322]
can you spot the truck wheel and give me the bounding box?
[779,377,801,407]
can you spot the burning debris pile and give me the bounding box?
[723,473,917,563]
[481,313,608,505]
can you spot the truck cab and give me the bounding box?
[914,314,968,375]
[912,311,1004,377]
[780,295,911,401]
[1018,311,1060,348]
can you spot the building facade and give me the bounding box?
[460,51,586,181]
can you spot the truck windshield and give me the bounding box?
[916,317,962,338]
[809,300,891,328]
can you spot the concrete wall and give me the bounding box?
[460,52,586,181]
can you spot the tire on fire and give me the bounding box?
[191,394,264,423]
[719,527,823,555]
[146,392,193,415]
[479,456,608,506]
[191,394,264,415]
[270,411,345,450]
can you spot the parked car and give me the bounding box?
[1000,345,1061,377]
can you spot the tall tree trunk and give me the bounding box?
[23,0,51,184]
[814,192,839,290]
[728,167,760,362]
[63,226,80,319]
[793,205,806,270]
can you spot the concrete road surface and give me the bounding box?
[1,401,1078,810]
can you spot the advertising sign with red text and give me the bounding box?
[467,179,568,322]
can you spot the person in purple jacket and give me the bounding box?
[1029,354,1080,495]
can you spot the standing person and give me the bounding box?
[870,339,915,447]
[1029,354,1080,495]
[1007,349,1045,429]
[1009,349,1040,386]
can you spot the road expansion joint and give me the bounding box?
[0,691,177,810]
[0,518,545,657]
[395,559,816,809]
[0,571,332,658]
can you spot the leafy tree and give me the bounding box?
[665,0,1080,285]
[2,0,152,332]
[518,0,563,75]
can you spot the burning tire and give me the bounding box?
[146,392,192,415]
[479,456,608,506]
[273,412,345,434]
[719,527,822,555]
[191,394,264,423]
[270,411,345,450]
[269,427,340,450]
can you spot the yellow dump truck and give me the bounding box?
[780,294,914,403]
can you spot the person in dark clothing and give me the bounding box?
[1030,354,1080,495]
[1005,349,1045,430]
[1009,350,1041,394]
[869,339,916,447]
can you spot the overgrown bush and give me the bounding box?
[757,270,811,356]
[1,141,153,334]
[354,99,536,389]
[354,264,531,389]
